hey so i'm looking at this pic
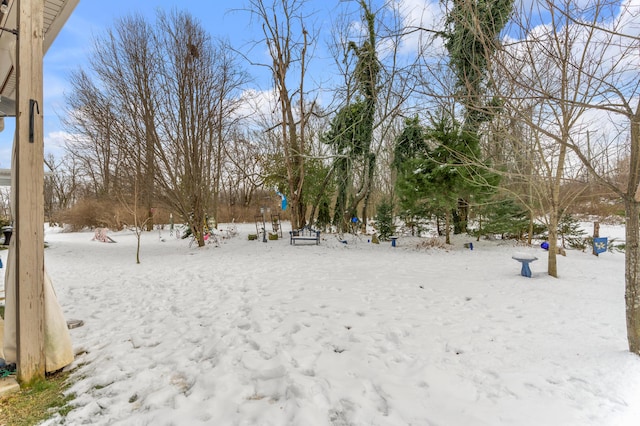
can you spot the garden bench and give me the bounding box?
[290,226,320,245]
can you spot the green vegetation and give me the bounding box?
[478,197,530,240]
[0,371,75,426]
[558,214,587,249]
[394,113,498,242]
[374,198,395,241]
[0,307,75,424]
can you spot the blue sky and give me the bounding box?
[1,0,636,169]
[1,1,232,166]
[0,0,379,168]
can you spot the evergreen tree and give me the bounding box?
[393,116,429,168]
[393,117,432,235]
[394,112,498,243]
[441,0,513,232]
[558,214,586,249]
[480,197,529,240]
[375,198,395,241]
[394,114,467,243]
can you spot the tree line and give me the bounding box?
[38,0,640,353]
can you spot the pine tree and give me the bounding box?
[394,112,498,243]
[375,198,395,241]
[480,198,529,240]
[558,214,586,249]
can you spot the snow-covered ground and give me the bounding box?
[4,222,640,425]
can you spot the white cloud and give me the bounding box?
[45,130,73,157]
[614,0,640,36]
[234,88,279,121]
[395,0,446,56]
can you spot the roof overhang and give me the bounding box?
[0,0,80,117]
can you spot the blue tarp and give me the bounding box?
[276,191,287,211]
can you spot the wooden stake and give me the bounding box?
[15,0,45,384]
[592,221,600,257]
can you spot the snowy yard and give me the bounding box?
[6,222,639,425]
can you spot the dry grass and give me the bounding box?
[415,237,449,250]
[0,308,75,425]
[0,370,74,426]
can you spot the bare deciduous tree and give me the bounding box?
[44,153,80,224]
[491,0,640,353]
[64,71,126,198]
[64,10,248,247]
[245,0,315,229]
[324,0,418,232]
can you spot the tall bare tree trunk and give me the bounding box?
[145,122,155,231]
[250,0,310,230]
[627,116,640,354]
[625,198,640,353]
[445,211,451,245]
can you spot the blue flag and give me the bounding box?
[593,237,608,254]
